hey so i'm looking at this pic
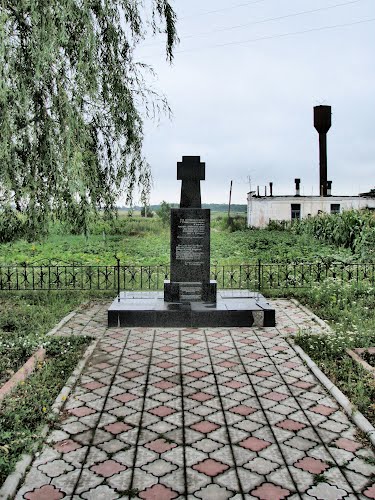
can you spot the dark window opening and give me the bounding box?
[331,204,340,214]
[291,204,301,220]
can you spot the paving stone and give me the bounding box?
[194,483,234,500]
[12,305,375,500]
[38,459,74,478]
[51,468,81,496]
[81,484,120,499]
[306,482,349,499]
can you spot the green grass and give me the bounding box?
[0,292,92,384]
[288,279,375,427]
[0,335,91,484]
[0,216,352,266]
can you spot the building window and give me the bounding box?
[331,204,340,214]
[291,204,301,220]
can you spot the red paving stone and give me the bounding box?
[310,404,336,416]
[128,353,146,360]
[148,405,176,417]
[189,392,214,401]
[239,437,271,451]
[213,345,231,351]
[186,370,209,378]
[139,483,179,499]
[293,381,314,389]
[230,405,257,416]
[160,346,175,352]
[245,352,264,360]
[335,437,362,452]
[53,439,81,453]
[114,392,139,403]
[68,406,96,417]
[185,339,201,345]
[24,485,64,500]
[217,360,238,368]
[276,419,306,432]
[82,381,105,390]
[363,484,375,499]
[144,438,177,453]
[156,361,176,368]
[153,380,176,389]
[191,421,220,434]
[254,370,274,378]
[94,362,111,369]
[104,422,132,434]
[280,361,297,369]
[251,482,290,500]
[224,380,246,388]
[90,459,127,477]
[192,458,229,477]
[186,353,205,359]
[263,391,288,402]
[294,457,329,474]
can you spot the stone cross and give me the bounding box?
[177,156,205,208]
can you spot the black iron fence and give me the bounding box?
[0,259,374,294]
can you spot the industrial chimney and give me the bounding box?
[295,178,300,197]
[269,182,273,197]
[327,180,332,196]
[314,105,331,197]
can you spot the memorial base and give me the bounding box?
[164,280,217,303]
[108,290,275,328]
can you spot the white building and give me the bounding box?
[247,183,375,228]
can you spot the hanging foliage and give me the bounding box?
[0,0,178,237]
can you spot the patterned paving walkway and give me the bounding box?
[15,300,375,499]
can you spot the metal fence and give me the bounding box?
[0,259,374,294]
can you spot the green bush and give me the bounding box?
[0,206,24,243]
[290,209,375,259]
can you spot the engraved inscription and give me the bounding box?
[170,209,210,283]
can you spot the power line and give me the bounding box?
[173,16,375,55]
[180,0,268,20]
[180,0,364,40]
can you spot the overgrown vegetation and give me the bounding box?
[0,335,90,484]
[0,214,353,266]
[290,209,375,260]
[294,279,375,426]
[0,292,92,385]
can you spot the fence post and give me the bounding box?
[257,259,261,291]
[114,255,120,302]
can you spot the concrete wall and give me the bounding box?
[247,195,375,228]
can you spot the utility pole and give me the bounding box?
[228,180,233,218]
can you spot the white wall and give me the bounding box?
[247,195,375,228]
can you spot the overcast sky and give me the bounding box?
[133,0,375,205]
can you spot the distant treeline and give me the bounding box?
[118,204,247,212]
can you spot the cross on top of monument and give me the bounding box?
[177,156,205,208]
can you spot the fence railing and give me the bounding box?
[0,259,374,294]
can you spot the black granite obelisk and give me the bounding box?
[164,156,217,303]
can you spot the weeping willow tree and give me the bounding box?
[0,1,178,237]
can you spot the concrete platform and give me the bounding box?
[107,290,276,328]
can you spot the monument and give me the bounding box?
[164,156,216,304]
[108,156,275,327]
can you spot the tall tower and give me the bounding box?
[314,105,331,197]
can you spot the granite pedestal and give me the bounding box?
[108,290,275,328]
